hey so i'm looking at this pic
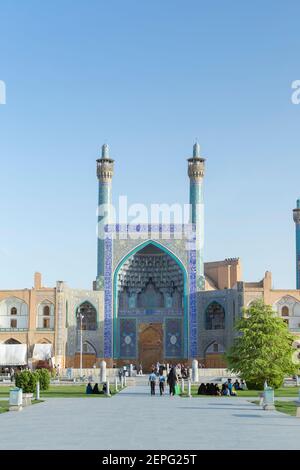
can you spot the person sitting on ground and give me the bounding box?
[214,384,221,396]
[198,383,206,395]
[92,383,100,394]
[226,378,237,396]
[221,383,229,396]
[233,379,240,391]
[240,379,247,390]
[227,378,233,394]
[205,383,211,395]
[86,382,93,394]
[102,382,107,394]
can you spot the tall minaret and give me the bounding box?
[187,142,206,290]
[293,198,300,289]
[95,144,114,290]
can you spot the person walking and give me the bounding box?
[149,369,157,396]
[159,372,166,396]
[167,366,178,397]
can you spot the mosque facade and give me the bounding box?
[1,144,300,371]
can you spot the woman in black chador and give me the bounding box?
[167,367,178,396]
[197,383,206,395]
[92,383,100,394]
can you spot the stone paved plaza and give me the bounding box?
[1,385,300,450]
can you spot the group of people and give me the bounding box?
[86,382,107,394]
[176,363,189,379]
[116,361,190,380]
[52,364,61,377]
[151,362,190,379]
[164,363,189,379]
[198,379,247,396]
[1,366,17,380]
[148,365,178,396]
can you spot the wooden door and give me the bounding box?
[138,323,163,372]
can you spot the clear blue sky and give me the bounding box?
[0,0,299,290]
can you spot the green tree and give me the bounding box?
[227,300,297,389]
[35,368,50,391]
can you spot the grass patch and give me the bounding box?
[279,387,300,397]
[0,387,13,397]
[274,401,298,416]
[0,399,43,414]
[182,385,300,398]
[41,385,119,397]
[0,401,9,414]
[0,384,120,398]
[249,399,297,417]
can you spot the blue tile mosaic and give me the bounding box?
[119,318,137,358]
[165,318,183,357]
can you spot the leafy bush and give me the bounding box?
[15,370,38,393]
[35,368,50,391]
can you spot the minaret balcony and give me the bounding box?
[293,208,300,224]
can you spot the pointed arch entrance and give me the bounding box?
[113,240,188,367]
[138,323,163,372]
